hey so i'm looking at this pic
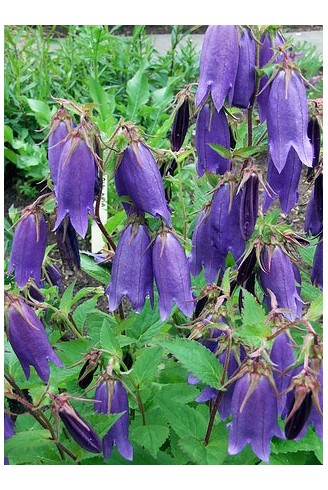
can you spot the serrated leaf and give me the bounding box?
[59,280,76,313]
[160,338,223,389]
[305,292,323,321]
[105,210,126,235]
[130,346,163,387]
[124,296,164,346]
[131,424,169,458]
[126,68,150,121]
[100,318,122,358]
[73,297,98,330]
[86,412,124,438]
[209,143,232,159]
[154,383,200,405]
[80,252,111,285]
[5,430,56,464]
[241,289,267,326]
[156,397,207,440]
[271,428,323,458]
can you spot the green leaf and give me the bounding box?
[305,291,323,321]
[160,338,223,389]
[130,346,163,387]
[237,289,271,345]
[85,412,124,439]
[208,143,231,159]
[80,252,111,285]
[126,68,150,121]
[124,296,165,346]
[105,210,126,235]
[4,125,14,144]
[26,98,51,126]
[131,425,169,458]
[87,76,113,122]
[5,430,57,465]
[73,297,99,330]
[271,428,323,460]
[154,383,200,405]
[59,280,76,314]
[100,317,122,358]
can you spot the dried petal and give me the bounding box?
[232,28,256,109]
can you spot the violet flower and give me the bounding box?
[228,371,283,462]
[267,69,313,173]
[8,209,47,288]
[6,297,63,382]
[210,183,245,266]
[114,142,171,226]
[170,97,190,152]
[195,103,230,176]
[106,223,153,313]
[45,263,62,289]
[55,216,81,270]
[232,28,256,109]
[94,381,133,461]
[311,240,323,290]
[305,173,323,236]
[4,413,15,465]
[195,25,239,113]
[54,129,96,238]
[270,332,295,414]
[48,108,75,189]
[188,206,224,284]
[262,148,302,215]
[259,246,303,321]
[152,230,194,320]
[307,116,321,178]
[239,174,259,240]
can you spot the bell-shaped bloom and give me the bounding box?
[94,381,133,461]
[6,297,63,382]
[195,25,239,113]
[311,240,323,289]
[45,263,62,289]
[54,131,96,238]
[170,97,190,152]
[4,413,15,465]
[55,216,81,270]
[48,109,75,189]
[239,174,259,240]
[232,28,256,108]
[257,31,284,122]
[53,395,101,453]
[259,246,303,321]
[267,69,313,173]
[115,142,171,226]
[152,230,194,320]
[270,332,295,414]
[263,149,302,215]
[210,183,245,266]
[195,103,230,176]
[188,207,224,284]
[8,210,47,288]
[106,223,153,313]
[305,173,323,237]
[228,372,283,462]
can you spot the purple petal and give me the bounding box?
[232,28,256,109]
[311,240,323,289]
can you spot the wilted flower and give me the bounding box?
[195,103,230,176]
[152,230,194,320]
[195,25,239,113]
[6,296,63,382]
[188,206,224,284]
[270,332,295,413]
[228,362,283,462]
[55,216,81,270]
[4,413,15,465]
[259,245,303,321]
[54,128,96,238]
[267,69,313,173]
[238,174,259,240]
[170,96,190,152]
[8,208,47,288]
[106,222,153,313]
[263,149,302,215]
[305,173,323,236]
[232,28,256,109]
[311,240,323,289]
[210,183,245,266]
[52,393,102,453]
[94,380,133,461]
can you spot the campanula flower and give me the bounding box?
[232,28,256,109]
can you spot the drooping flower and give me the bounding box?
[4,413,15,465]
[94,381,133,461]
[45,263,62,289]
[6,296,63,382]
[195,25,239,113]
[188,206,224,284]
[115,142,171,226]
[257,31,285,122]
[311,239,323,289]
[170,96,190,152]
[54,127,96,238]
[52,393,102,453]
[195,103,230,177]
[266,69,313,173]
[106,222,153,313]
[152,230,194,320]
[270,332,295,414]
[259,245,303,321]
[232,28,256,109]
[228,364,283,462]
[262,148,302,215]
[8,208,47,288]
[55,216,81,270]
[305,173,323,236]
[307,116,321,176]
[210,183,245,266]
[238,174,259,240]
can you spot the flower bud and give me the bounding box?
[195,103,230,177]
[170,97,190,152]
[8,209,47,288]
[311,239,323,289]
[232,28,256,109]
[307,116,321,178]
[239,174,258,240]
[305,173,323,237]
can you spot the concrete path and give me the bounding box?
[149,30,323,55]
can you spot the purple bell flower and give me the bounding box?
[257,31,284,122]
[188,206,224,284]
[115,142,171,226]
[94,381,133,461]
[8,209,47,288]
[232,28,256,109]
[195,103,230,177]
[311,240,323,289]
[267,69,313,173]
[210,183,245,266]
[54,129,96,238]
[55,216,81,270]
[263,148,302,215]
[45,263,62,289]
[106,223,153,313]
[228,370,283,462]
[4,413,15,465]
[6,297,63,382]
[270,332,295,414]
[239,174,259,240]
[195,25,239,113]
[152,230,194,320]
[305,173,323,237]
